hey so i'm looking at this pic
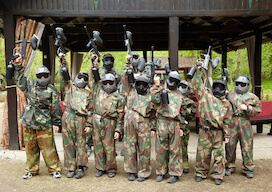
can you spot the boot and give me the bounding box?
[167,176,179,183]
[128,173,136,181]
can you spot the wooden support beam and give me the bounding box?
[168,16,179,71]
[4,13,19,150]
[42,30,51,70]
[254,32,262,99]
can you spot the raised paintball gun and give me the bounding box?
[147,46,161,84]
[123,25,133,55]
[15,24,39,59]
[51,24,67,63]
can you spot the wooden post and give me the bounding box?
[169,16,179,71]
[42,30,51,70]
[254,32,262,133]
[4,13,19,150]
[143,50,147,62]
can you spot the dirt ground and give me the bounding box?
[0,158,272,192]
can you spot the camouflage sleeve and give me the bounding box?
[191,68,204,100]
[88,65,99,95]
[179,97,187,129]
[50,87,62,126]
[115,94,125,134]
[13,62,33,94]
[120,68,132,97]
[149,104,157,131]
[85,93,93,128]
[185,98,197,120]
[245,94,262,117]
[150,85,162,104]
[222,103,233,138]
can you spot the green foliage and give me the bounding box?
[0,37,6,75]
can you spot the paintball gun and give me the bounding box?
[14,24,39,59]
[51,24,67,63]
[123,25,133,55]
[84,26,103,82]
[147,46,161,84]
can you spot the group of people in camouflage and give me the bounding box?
[10,50,261,185]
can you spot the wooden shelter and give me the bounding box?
[1,0,272,149]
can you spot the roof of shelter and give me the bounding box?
[0,0,272,53]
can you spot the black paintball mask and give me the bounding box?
[166,71,181,90]
[102,54,114,72]
[212,79,227,98]
[135,76,149,95]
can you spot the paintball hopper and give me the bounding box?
[155,58,161,68]
[165,62,171,75]
[138,57,146,72]
[55,27,67,45]
[222,67,229,82]
[30,34,39,50]
[92,31,103,46]
[211,57,220,69]
[125,31,133,46]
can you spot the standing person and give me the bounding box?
[151,71,186,184]
[178,80,197,173]
[122,69,156,182]
[12,53,62,179]
[225,75,261,178]
[191,65,233,185]
[58,54,92,179]
[89,56,125,178]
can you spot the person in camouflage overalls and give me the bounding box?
[151,71,186,184]
[89,56,125,178]
[86,53,121,156]
[225,75,261,178]
[12,53,62,179]
[58,54,92,179]
[121,64,156,182]
[191,66,233,185]
[178,80,196,174]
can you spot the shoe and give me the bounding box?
[108,172,116,178]
[214,179,222,185]
[137,177,145,182]
[53,172,62,179]
[120,149,124,156]
[75,169,85,179]
[22,172,32,179]
[167,176,179,183]
[245,173,254,178]
[95,170,106,177]
[66,170,75,178]
[195,176,203,182]
[225,168,231,176]
[183,169,189,173]
[87,145,92,157]
[155,174,165,182]
[128,173,136,181]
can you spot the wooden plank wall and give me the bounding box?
[5,0,272,11]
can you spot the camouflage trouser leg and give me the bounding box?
[92,114,117,172]
[62,111,88,171]
[225,117,254,174]
[86,131,93,146]
[195,128,225,179]
[24,126,62,174]
[155,117,182,176]
[124,110,151,178]
[181,124,190,169]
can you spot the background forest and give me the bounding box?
[0,36,272,100]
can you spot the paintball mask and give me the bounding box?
[101,73,117,94]
[130,52,139,67]
[166,71,181,90]
[36,66,51,88]
[135,76,149,95]
[212,79,227,98]
[235,75,250,94]
[102,54,114,72]
[74,71,89,88]
[179,80,191,97]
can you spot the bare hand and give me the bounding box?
[180,129,184,137]
[154,75,160,86]
[114,132,120,140]
[239,104,247,111]
[223,137,229,144]
[126,55,132,63]
[58,52,65,58]
[151,131,155,138]
[84,127,91,133]
[53,126,59,133]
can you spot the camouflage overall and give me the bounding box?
[121,72,155,178]
[14,63,62,174]
[225,91,261,174]
[151,85,186,177]
[89,70,125,173]
[192,69,233,179]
